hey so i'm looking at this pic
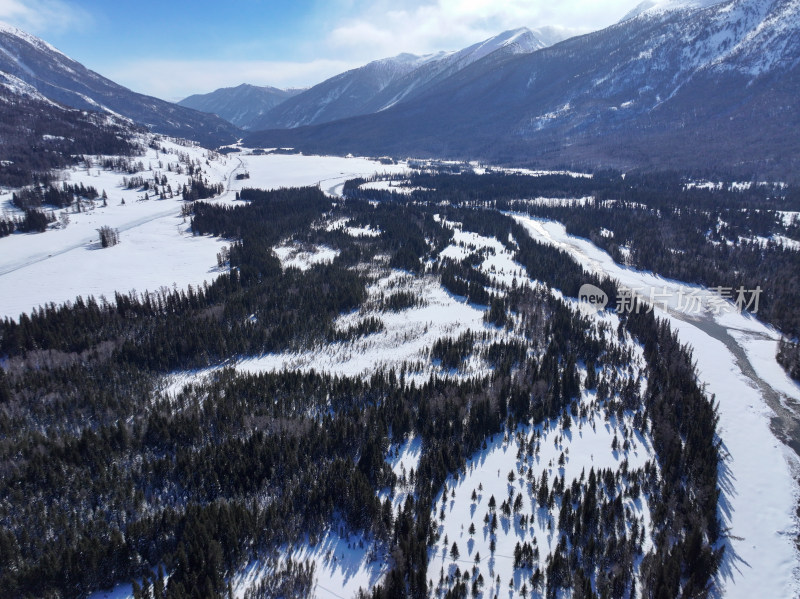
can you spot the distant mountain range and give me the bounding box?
[243,0,800,178]
[178,84,304,130]
[0,22,239,147]
[2,0,799,179]
[247,28,555,131]
[179,27,559,131]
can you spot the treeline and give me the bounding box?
[181,176,223,202]
[625,304,722,597]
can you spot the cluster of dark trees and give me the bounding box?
[11,181,100,210]
[0,180,108,238]
[181,177,223,202]
[430,331,477,370]
[98,225,120,248]
[0,183,721,599]
[103,157,147,174]
[437,258,492,305]
[778,338,800,380]
[0,208,55,236]
[377,290,426,312]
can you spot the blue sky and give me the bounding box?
[0,0,642,100]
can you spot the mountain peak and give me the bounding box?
[457,27,546,63]
[619,0,727,22]
[0,20,68,59]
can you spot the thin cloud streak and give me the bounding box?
[0,0,92,34]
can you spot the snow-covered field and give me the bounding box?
[273,242,340,271]
[165,217,528,387]
[233,152,408,198]
[0,146,408,320]
[358,179,428,195]
[233,271,490,381]
[438,218,526,289]
[0,138,230,319]
[512,214,800,599]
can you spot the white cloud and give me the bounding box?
[0,0,91,34]
[103,58,359,101]
[323,0,637,60]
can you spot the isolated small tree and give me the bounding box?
[451,542,460,561]
[216,246,230,268]
[98,225,119,248]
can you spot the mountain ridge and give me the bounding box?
[248,28,554,131]
[0,21,240,147]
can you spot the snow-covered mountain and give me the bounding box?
[246,0,800,178]
[250,28,553,131]
[359,27,550,115]
[249,52,446,130]
[178,83,304,130]
[0,21,240,147]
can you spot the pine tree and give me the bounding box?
[451,542,460,561]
